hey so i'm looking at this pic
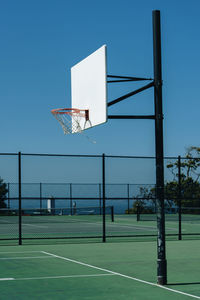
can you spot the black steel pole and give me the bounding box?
[40,183,42,210]
[70,183,72,216]
[18,151,22,245]
[178,156,182,240]
[102,153,106,242]
[153,10,167,285]
[127,184,130,214]
[99,183,102,215]
[7,183,10,209]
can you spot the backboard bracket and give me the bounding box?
[107,74,153,83]
[107,81,154,107]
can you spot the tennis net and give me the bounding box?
[137,206,200,222]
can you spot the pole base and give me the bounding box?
[157,275,167,285]
[157,259,167,285]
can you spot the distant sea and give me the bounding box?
[6,183,154,214]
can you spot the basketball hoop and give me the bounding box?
[51,108,91,134]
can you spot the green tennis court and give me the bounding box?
[113,214,200,237]
[1,210,200,242]
[1,240,200,299]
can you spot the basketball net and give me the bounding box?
[51,108,91,134]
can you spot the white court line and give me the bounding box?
[23,223,48,228]
[0,251,41,254]
[109,223,159,231]
[42,251,200,299]
[0,219,47,228]
[0,278,14,281]
[0,256,54,260]
[0,220,14,224]
[0,274,114,281]
[112,220,176,231]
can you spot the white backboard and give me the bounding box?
[71,45,107,132]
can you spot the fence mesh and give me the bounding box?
[0,153,200,244]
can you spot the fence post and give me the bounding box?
[102,153,106,242]
[7,183,10,209]
[18,152,22,245]
[178,155,182,240]
[40,183,42,210]
[70,183,72,215]
[127,184,130,214]
[99,183,102,215]
[136,203,140,221]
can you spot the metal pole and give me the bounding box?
[18,152,22,245]
[102,153,106,242]
[99,183,102,215]
[136,202,140,222]
[40,183,42,210]
[178,156,182,240]
[70,183,72,215]
[153,10,167,285]
[7,183,10,209]
[127,184,130,214]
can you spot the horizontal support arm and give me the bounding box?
[108,81,154,107]
[107,79,140,83]
[107,75,153,81]
[108,115,155,119]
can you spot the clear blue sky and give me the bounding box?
[1,0,200,157]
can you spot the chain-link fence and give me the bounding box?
[0,153,200,244]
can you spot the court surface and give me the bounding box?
[2,211,200,242]
[1,240,200,299]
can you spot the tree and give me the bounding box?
[167,147,200,181]
[166,147,200,210]
[126,187,156,214]
[128,147,200,214]
[0,177,8,209]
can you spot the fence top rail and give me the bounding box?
[0,153,18,156]
[0,152,199,160]
[21,153,102,158]
[6,182,156,186]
